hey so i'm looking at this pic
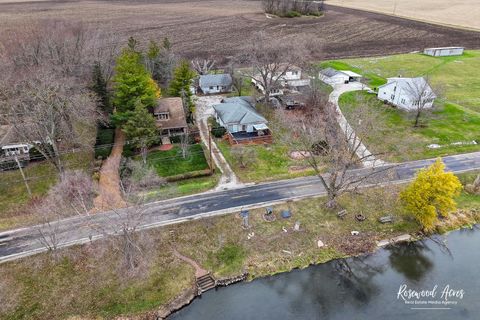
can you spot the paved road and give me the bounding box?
[0,152,479,263]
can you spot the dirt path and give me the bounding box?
[172,248,208,278]
[195,95,243,190]
[92,128,127,211]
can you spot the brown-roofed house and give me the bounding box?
[153,98,188,137]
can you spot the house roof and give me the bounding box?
[379,77,436,98]
[153,98,188,130]
[320,67,339,77]
[199,74,232,88]
[213,96,267,125]
[0,125,25,147]
[320,68,361,78]
[424,46,464,50]
[340,70,362,78]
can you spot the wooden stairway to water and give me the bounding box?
[196,273,216,293]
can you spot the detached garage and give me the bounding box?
[319,68,362,85]
[423,47,464,57]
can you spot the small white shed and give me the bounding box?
[423,47,464,57]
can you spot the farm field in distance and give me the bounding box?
[1,0,480,62]
[326,0,480,31]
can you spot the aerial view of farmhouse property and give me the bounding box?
[0,0,480,319]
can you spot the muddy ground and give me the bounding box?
[327,0,480,31]
[0,0,479,63]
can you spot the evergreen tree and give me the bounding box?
[91,62,112,117]
[169,60,196,121]
[145,40,161,80]
[122,100,159,165]
[400,159,462,232]
[112,48,160,122]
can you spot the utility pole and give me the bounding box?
[15,155,32,198]
[208,124,214,174]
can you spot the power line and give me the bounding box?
[0,146,212,186]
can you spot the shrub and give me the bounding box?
[284,10,301,18]
[94,128,115,159]
[121,158,167,191]
[231,146,257,168]
[400,159,462,232]
[165,169,212,182]
[208,118,226,138]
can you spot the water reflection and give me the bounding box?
[388,241,433,282]
[170,228,480,320]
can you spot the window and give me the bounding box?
[391,94,395,100]
[209,86,214,90]
[155,112,169,120]
[292,71,298,76]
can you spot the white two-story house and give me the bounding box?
[377,77,436,111]
[251,65,310,96]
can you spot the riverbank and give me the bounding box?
[169,225,480,320]
[0,174,479,319]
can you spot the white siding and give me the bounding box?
[282,70,302,81]
[377,81,435,111]
[320,73,349,85]
[423,47,464,57]
[202,85,230,94]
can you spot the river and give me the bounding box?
[170,227,480,319]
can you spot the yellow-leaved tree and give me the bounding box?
[400,158,462,232]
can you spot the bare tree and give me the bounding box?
[121,158,167,193]
[231,145,257,168]
[262,0,324,16]
[35,170,96,255]
[465,174,480,194]
[92,189,150,275]
[240,32,306,106]
[1,71,98,175]
[191,58,215,75]
[180,129,190,159]
[405,77,437,127]
[2,21,91,78]
[274,84,390,208]
[226,63,246,96]
[262,0,278,14]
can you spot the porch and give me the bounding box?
[226,129,273,145]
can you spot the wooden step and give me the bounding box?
[196,274,216,293]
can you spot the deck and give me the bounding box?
[226,131,273,145]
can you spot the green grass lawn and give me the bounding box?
[217,140,315,183]
[339,91,480,161]
[141,172,220,202]
[0,151,93,231]
[321,50,480,113]
[146,144,209,177]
